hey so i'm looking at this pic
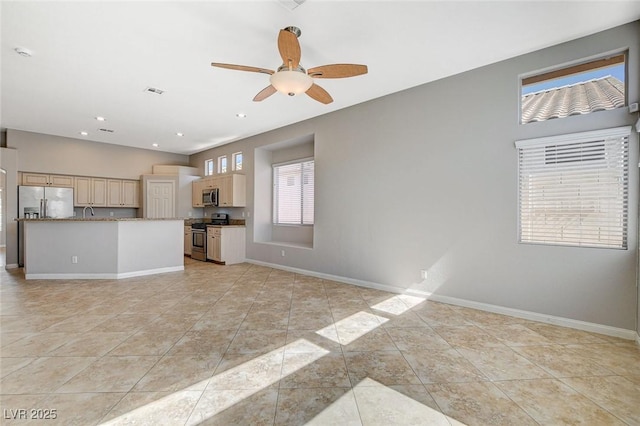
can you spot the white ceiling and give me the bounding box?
[2,1,639,155]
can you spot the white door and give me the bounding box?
[146,180,175,218]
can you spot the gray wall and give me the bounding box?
[0,170,5,246]
[0,148,18,265]
[191,22,639,331]
[7,129,188,180]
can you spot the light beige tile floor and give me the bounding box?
[1,257,639,425]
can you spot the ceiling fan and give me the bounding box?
[211,26,368,104]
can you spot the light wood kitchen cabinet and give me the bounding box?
[217,174,246,207]
[207,227,221,261]
[184,226,192,256]
[192,177,217,207]
[206,226,245,264]
[201,177,217,190]
[74,177,107,207]
[107,179,140,208]
[22,172,74,188]
[192,174,245,207]
[192,179,204,207]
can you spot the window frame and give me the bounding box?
[515,126,631,250]
[519,50,627,125]
[232,152,243,171]
[272,157,314,226]
[218,155,228,174]
[204,159,214,176]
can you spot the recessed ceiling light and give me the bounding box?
[176,132,184,137]
[14,47,32,57]
[95,116,106,121]
[79,131,88,136]
[236,113,247,118]
[152,143,159,147]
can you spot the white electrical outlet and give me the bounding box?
[242,211,245,218]
[420,270,428,279]
[281,250,286,257]
[109,211,114,217]
[72,256,78,264]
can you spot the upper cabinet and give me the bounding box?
[75,177,107,207]
[218,174,246,207]
[108,179,140,208]
[192,179,205,207]
[22,172,74,188]
[192,174,246,207]
[20,171,140,208]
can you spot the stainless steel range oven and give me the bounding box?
[191,223,207,261]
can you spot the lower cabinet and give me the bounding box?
[207,226,245,265]
[184,226,192,256]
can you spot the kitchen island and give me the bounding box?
[19,218,184,280]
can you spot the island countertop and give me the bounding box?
[16,217,185,222]
[21,219,184,279]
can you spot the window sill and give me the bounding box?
[258,241,313,250]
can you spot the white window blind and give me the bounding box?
[516,127,630,249]
[273,159,314,225]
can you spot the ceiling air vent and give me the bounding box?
[144,87,165,95]
[99,128,115,133]
[276,0,306,11]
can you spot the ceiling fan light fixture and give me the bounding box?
[270,70,313,96]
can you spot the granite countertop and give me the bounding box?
[16,217,185,222]
[185,218,246,226]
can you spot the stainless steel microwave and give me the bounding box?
[203,188,218,206]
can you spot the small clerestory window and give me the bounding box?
[204,159,214,176]
[520,52,626,124]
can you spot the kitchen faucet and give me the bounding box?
[82,205,95,218]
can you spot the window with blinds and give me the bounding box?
[273,159,314,225]
[516,127,630,249]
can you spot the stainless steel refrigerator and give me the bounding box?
[18,186,74,266]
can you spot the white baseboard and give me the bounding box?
[424,293,637,341]
[116,266,184,279]
[246,259,637,341]
[246,259,407,295]
[25,266,184,280]
[5,263,19,269]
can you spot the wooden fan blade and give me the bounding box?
[306,83,333,104]
[278,29,301,69]
[307,64,368,79]
[211,62,274,75]
[253,85,277,102]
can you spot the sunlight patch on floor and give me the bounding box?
[310,378,465,426]
[101,339,328,425]
[99,295,444,425]
[316,311,389,344]
[372,295,426,315]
